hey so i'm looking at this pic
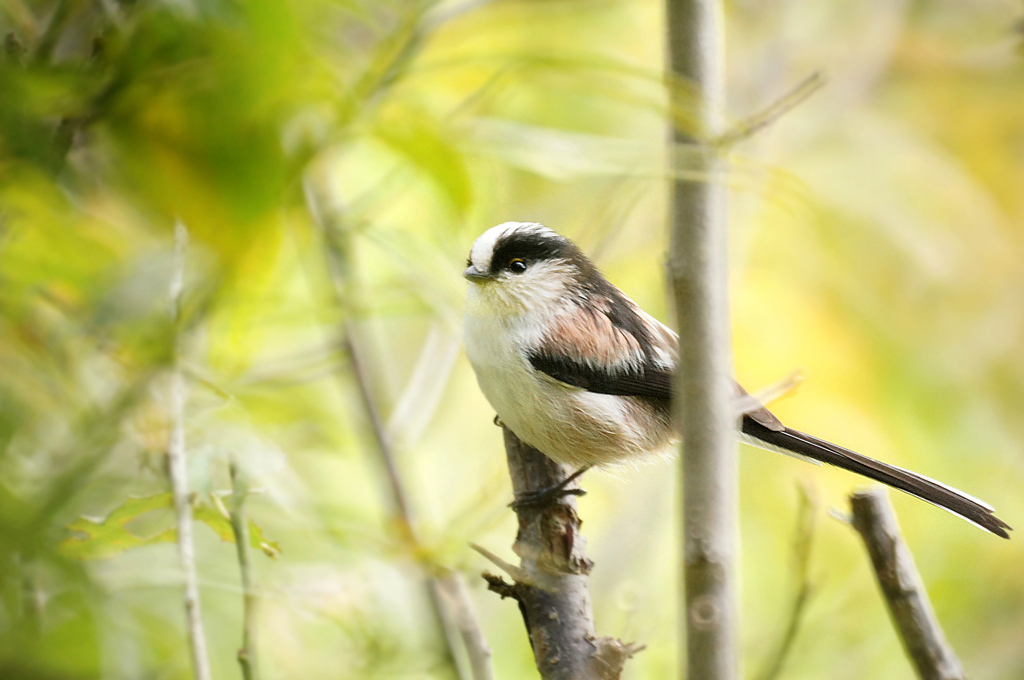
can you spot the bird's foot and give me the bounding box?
[509,466,590,511]
[493,414,504,428]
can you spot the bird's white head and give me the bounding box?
[463,222,593,317]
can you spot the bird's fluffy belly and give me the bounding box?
[466,331,671,467]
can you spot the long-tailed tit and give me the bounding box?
[462,221,1010,538]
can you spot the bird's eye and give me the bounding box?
[508,258,527,274]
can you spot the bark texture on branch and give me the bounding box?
[481,427,641,680]
[666,1,738,678]
[850,488,966,680]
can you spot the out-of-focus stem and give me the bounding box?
[756,485,818,680]
[713,72,825,147]
[168,221,212,680]
[305,181,482,680]
[341,330,416,536]
[229,457,259,680]
[436,571,495,680]
[340,325,468,678]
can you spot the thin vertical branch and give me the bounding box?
[477,428,641,680]
[229,457,259,680]
[850,489,966,680]
[665,1,738,679]
[168,221,213,680]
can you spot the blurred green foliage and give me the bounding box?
[60,492,280,560]
[0,0,1022,679]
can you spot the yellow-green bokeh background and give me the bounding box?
[0,1,1022,678]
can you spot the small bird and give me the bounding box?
[462,221,1011,538]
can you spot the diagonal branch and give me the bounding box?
[850,488,966,680]
[714,72,826,148]
[304,180,490,680]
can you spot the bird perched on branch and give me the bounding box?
[462,221,1011,538]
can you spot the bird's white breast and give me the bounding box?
[463,288,672,467]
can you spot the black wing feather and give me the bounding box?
[528,352,672,400]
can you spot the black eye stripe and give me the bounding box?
[490,231,572,274]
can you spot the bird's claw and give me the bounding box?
[508,466,591,511]
[510,485,587,511]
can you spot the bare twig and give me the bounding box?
[735,369,806,420]
[714,72,826,148]
[470,543,531,585]
[481,572,517,600]
[666,1,739,678]
[756,484,819,680]
[168,221,212,680]
[751,369,806,408]
[229,457,259,680]
[483,427,641,680]
[850,489,966,680]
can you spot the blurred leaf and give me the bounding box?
[194,498,282,559]
[97,4,303,267]
[60,492,281,560]
[60,493,176,560]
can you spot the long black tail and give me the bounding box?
[742,416,1011,539]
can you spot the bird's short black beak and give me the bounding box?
[463,265,493,283]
